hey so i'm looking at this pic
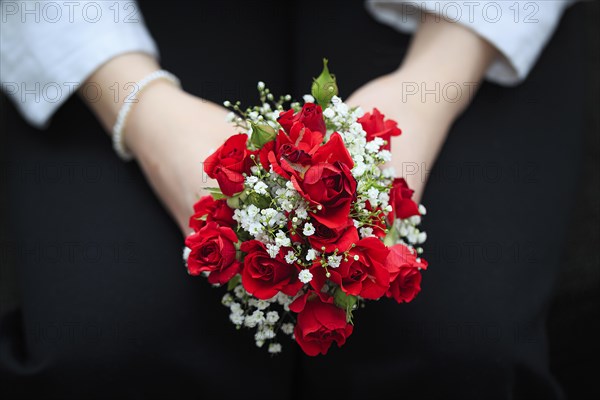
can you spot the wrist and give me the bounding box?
[80,52,161,132]
[123,82,189,158]
[386,68,463,127]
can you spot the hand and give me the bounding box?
[125,84,237,235]
[81,53,237,236]
[346,70,453,203]
[347,12,496,202]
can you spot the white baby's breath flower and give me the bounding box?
[255,300,270,310]
[302,223,315,236]
[367,187,380,205]
[268,343,282,354]
[275,231,292,247]
[305,248,318,261]
[266,243,280,258]
[281,201,294,212]
[182,246,191,262]
[230,313,244,325]
[327,254,343,269]
[246,204,260,218]
[360,227,375,238]
[244,310,265,328]
[248,222,264,236]
[245,175,259,186]
[298,269,313,284]
[349,122,363,134]
[323,108,335,119]
[379,150,392,162]
[285,251,297,264]
[254,181,268,195]
[303,94,315,103]
[409,215,421,225]
[266,311,280,324]
[221,293,233,306]
[365,141,380,153]
[353,163,366,177]
[281,323,294,335]
[262,327,276,339]
[233,286,246,299]
[230,301,242,312]
[295,205,308,220]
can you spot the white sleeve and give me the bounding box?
[365,0,575,86]
[0,1,159,128]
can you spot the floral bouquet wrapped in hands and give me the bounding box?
[183,60,428,356]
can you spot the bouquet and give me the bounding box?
[183,60,428,356]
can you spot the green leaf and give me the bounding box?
[227,274,241,291]
[204,187,227,200]
[384,226,399,247]
[333,287,357,323]
[227,195,242,209]
[246,192,270,208]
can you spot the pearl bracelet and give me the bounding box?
[111,70,181,161]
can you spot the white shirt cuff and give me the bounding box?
[365,0,574,86]
[1,1,159,128]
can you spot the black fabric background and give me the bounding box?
[1,1,598,399]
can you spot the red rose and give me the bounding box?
[240,240,303,300]
[385,244,428,303]
[388,178,420,221]
[278,103,326,134]
[310,131,354,167]
[327,237,390,299]
[308,218,359,253]
[184,222,240,285]
[189,195,235,231]
[204,134,255,197]
[291,133,356,229]
[292,161,356,229]
[289,291,353,356]
[358,108,401,150]
[260,122,324,179]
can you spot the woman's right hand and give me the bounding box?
[81,53,238,236]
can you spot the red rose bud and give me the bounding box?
[277,103,327,135]
[388,178,420,222]
[184,222,241,285]
[311,58,338,107]
[385,244,428,303]
[240,240,303,300]
[189,195,235,232]
[328,237,391,300]
[358,108,402,151]
[260,123,324,179]
[290,291,353,356]
[204,134,255,197]
[249,122,276,149]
